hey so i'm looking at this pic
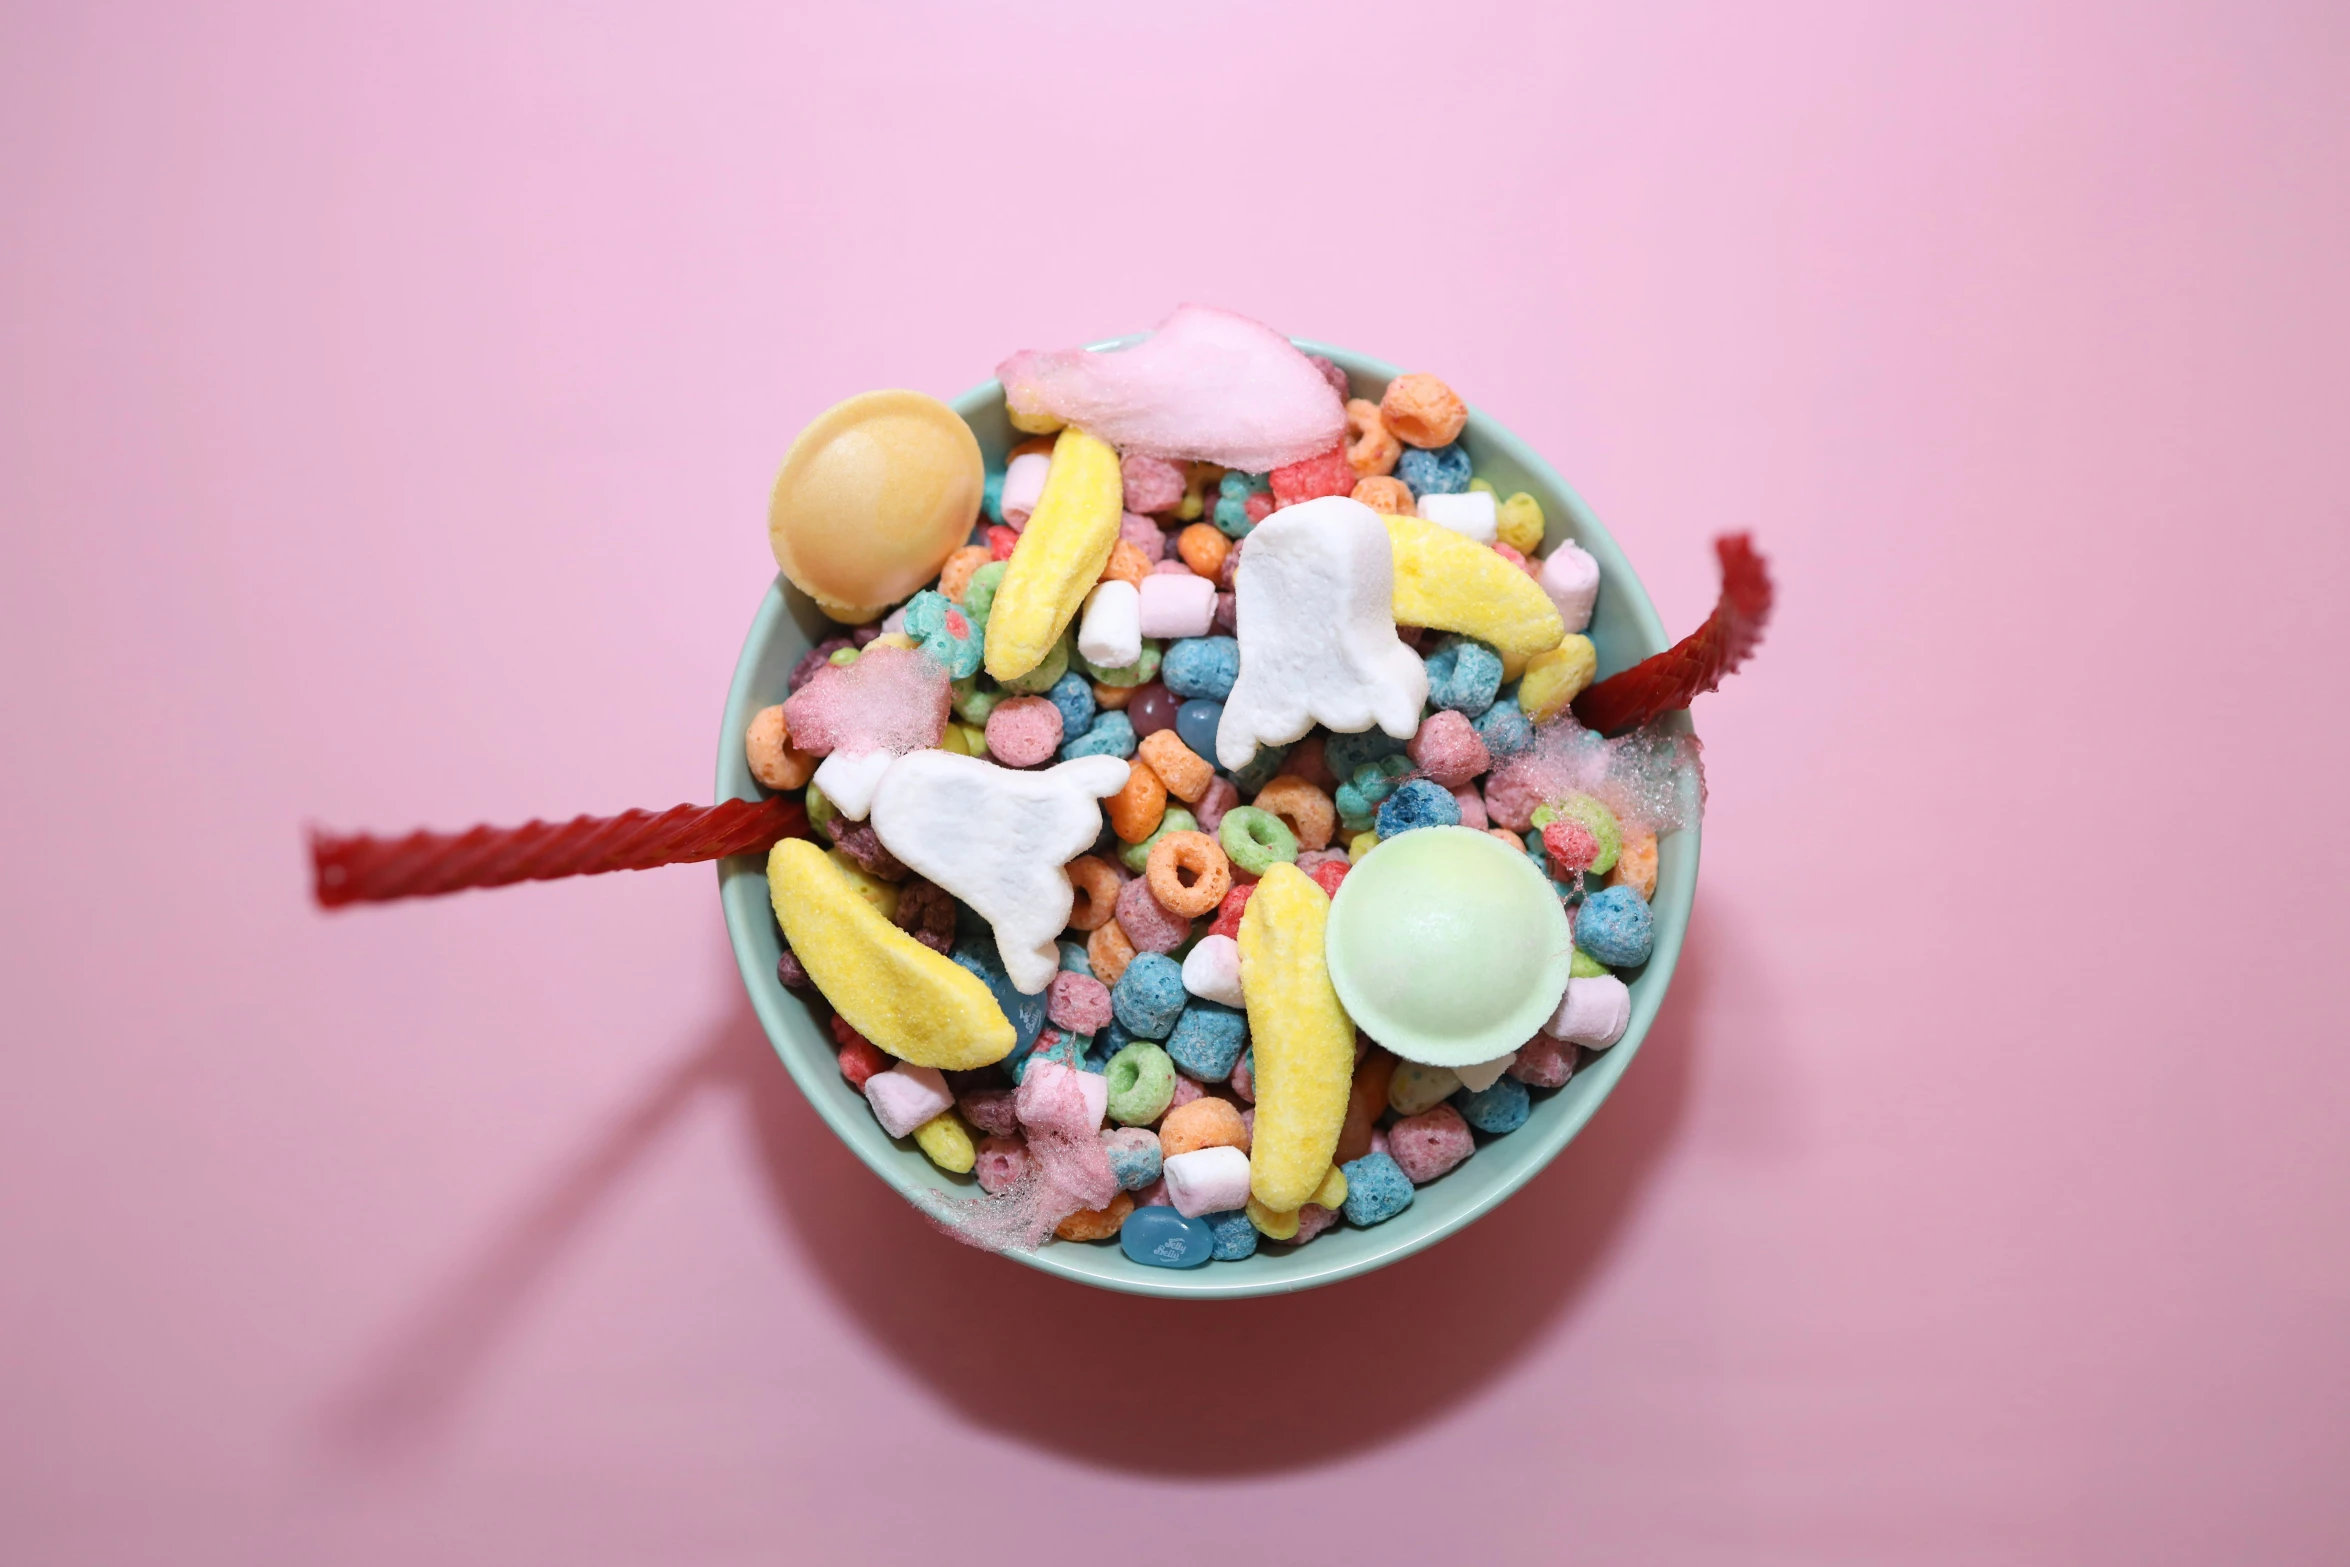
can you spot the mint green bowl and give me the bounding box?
[717,340,1698,1298]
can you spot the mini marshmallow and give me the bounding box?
[866,1063,954,1138]
[1452,1052,1520,1093]
[1543,973,1631,1048]
[1077,579,1143,669]
[999,451,1051,529]
[1180,932,1246,1008]
[810,748,896,821]
[1136,572,1217,639]
[1215,496,1429,770]
[1416,490,1498,544]
[1539,541,1600,633]
[1162,1144,1254,1218]
[1015,1058,1109,1136]
[870,749,1132,994]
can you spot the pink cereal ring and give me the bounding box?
[1114,872,1194,953]
[985,695,1065,768]
[1047,970,1115,1034]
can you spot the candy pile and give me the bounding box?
[748,306,1707,1268]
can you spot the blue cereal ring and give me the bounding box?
[1162,637,1240,701]
[1336,755,1413,832]
[1375,778,1463,837]
[1046,671,1097,738]
[1061,710,1138,761]
[1325,728,1405,780]
[1397,442,1472,497]
[1575,885,1655,968]
[1455,1075,1531,1134]
[1473,696,1534,760]
[1214,472,1268,539]
[1164,1000,1249,1081]
[1424,636,1503,717]
[1111,952,1187,1039]
[900,590,983,680]
[1102,1126,1165,1190]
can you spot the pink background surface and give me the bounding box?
[4,2,2347,1562]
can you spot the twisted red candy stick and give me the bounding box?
[311,796,809,908]
[1571,533,1773,735]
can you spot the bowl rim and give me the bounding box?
[716,336,1700,1298]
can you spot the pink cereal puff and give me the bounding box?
[1406,709,1492,790]
[1483,769,1544,833]
[837,1035,889,1092]
[1541,817,1601,875]
[1229,1049,1255,1102]
[1244,491,1275,525]
[1134,1176,1170,1209]
[1195,776,1240,833]
[1453,786,1489,830]
[1047,970,1115,1034]
[1149,556,1194,575]
[1114,873,1193,953]
[985,694,1065,768]
[1269,443,1358,508]
[1493,542,1542,580]
[958,1087,1021,1138]
[1388,1104,1476,1184]
[974,1135,1030,1194]
[1212,591,1237,635]
[1287,1204,1340,1244]
[1509,1035,1575,1088]
[1120,453,1188,514]
[1164,1075,1206,1117]
[1239,1105,1256,1140]
[1120,510,1169,561]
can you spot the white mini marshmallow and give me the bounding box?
[999,451,1052,529]
[1215,496,1428,770]
[1539,541,1600,633]
[866,1063,953,1138]
[1180,933,1246,1008]
[1452,1053,1520,1093]
[1076,579,1143,670]
[1416,490,1498,544]
[1135,571,1217,638]
[1162,1145,1253,1218]
[810,748,896,821]
[1542,973,1631,1048]
[869,750,1131,994]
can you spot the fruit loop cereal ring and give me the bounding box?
[1349,475,1414,514]
[1136,729,1214,803]
[1340,1152,1414,1225]
[1397,443,1472,497]
[1088,918,1138,987]
[1268,444,1357,507]
[1160,1096,1250,1157]
[1375,778,1462,837]
[1105,1042,1177,1126]
[1145,830,1233,918]
[744,705,817,791]
[1388,1104,1475,1182]
[1060,709,1137,761]
[890,877,955,952]
[974,1135,1028,1194]
[1121,453,1187,514]
[1117,806,1197,875]
[1055,1191,1134,1242]
[1120,511,1167,561]
[1111,951,1188,1039]
[1496,492,1545,554]
[1214,471,1268,538]
[939,544,991,604]
[1610,826,1659,900]
[1077,640,1162,689]
[1575,886,1655,968]
[1047,969,1114,1034]
[961,560,1008,627]
[1206,881,1255,940]
[1218,805,1299,875]
[1161,636,1240,701]
[1100,537,1152,587]
[1166,1000,1249,1081]
[1343,398,1402,477]
[1105,757,1169,842]
[1176,523,1229,580]
[983,694,1064,767]
[1425,636,1505,716]
[1114,873,1193,953]
[1103,1124,1165,1188]
[1379,373,1468,449]
[900,590,983,679]
[1248,776,1336,853]
[1092,682,1134,710]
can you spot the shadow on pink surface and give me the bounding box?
[320,912,1714,1475]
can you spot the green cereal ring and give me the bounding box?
[1218,805,1298,875]
[1570,947,1610,978]
[999,629,1070,695]
[951,673,1002,726]
[804,780,840,842]
[1104,1041,1177,1126]
[962,561,1009,628]
[1533,792,1622,876]
[1118,806,1199,874]
[1077,640,1163,688]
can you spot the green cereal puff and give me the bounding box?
[1533,793,1622,876]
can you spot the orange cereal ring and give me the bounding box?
[1344,397,1401,477]
[1099,538,1151,588]
[1609,827,1659,901]
[938,544,991,604]
[1350,475,1415,514]
[744,705,817,791]
[1145,830,1232,919]
[1136,729,1213,804]
[1379,372,1468,448]
[1093,681,1135,710]
[1175,522,1230,581]
[1055,1191,1134,1241]
[1088,918,1137,987]
[1250,775,1336,852]
[1009,435,1057,461]
[1105,758,1168,843]
[1066,854,1124,930]
[1159,1096,1249,1156]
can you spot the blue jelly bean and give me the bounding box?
[1060,710,1138,761]
[1225,741,1289,794]
[950,940,1048,1053]
[1575,885,1655,968]
[983,469,1004,525]
[1205,1208,1259,1260]
[1376,778,1463,837]
[1164,1000,1249,1080]
[1337,755,1413,831]
[1046,670,1097,739]
[1162,637,1240,701]
[1058,938,1093,976]
[1121,1205,1216,1269]
[1213,471,1268,539]
[1397,442,1472,497]
[1325,728,1405,779]
[1175,699,1224,761]
[1339,1152,1416,1226]
[1111,952,1187,1039]
[1424,636,1503,717]
[1103,1127,1164,1191]
[1454,1075,1531,1134]
[1473,696,1534,759]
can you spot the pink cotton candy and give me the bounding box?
[996,304,1347,473]
[1482,718,1708,836]
[914,1065,1115,1253]
[1016,1059,1109,1137]
[780,644,950,756]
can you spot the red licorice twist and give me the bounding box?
[311,796,810,908]
[1571,533,1773,735]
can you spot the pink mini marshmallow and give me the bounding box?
[1015,1059,1109,1136]
[1538,541,1600,632]
[999,451,1051,529]
[1162,1145,1253,1217]
[1135,572,1218,639]
[867,1064,954,1139]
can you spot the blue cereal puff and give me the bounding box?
[1575,886,1655,968]
[1376,778,1462,837]
[1425,637,1504,717]
[900,590,983,680]
[1338,755,1414,831]
[1175,699,1223,761]
[1058,938,1094,977]
[1205,1208,1259,1260]
[1164,1000,1249,1080]
[1455,1075,1531,1134]
[1225,741,1290,795]
[1046,671,1097,738]
[1162,637,1240,701]
[949,941,1049,1052]
[1473,697,1534,760]
[1339,1153,1416,1226]
[1061,710,1138,761]
[1102,1127,1164,1191]
[1325,728,1405,780]
[1397,442,1472,497]
[1111,952,1187,1039]
[1214,471,1268,539]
